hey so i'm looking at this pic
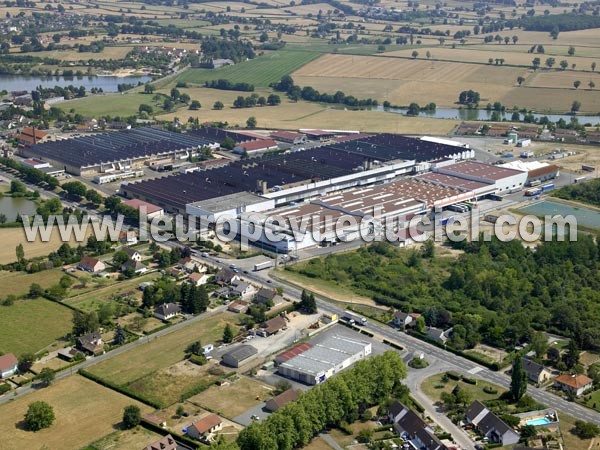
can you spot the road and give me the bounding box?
[0,304,227,406]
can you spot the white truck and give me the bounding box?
[342,311,368,325]
[253,260,275,271]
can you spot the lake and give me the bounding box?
[520,200,600,229]
[0,196,37,222]
[370,106,600,125]
[1,74,153,93]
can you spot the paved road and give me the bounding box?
[0,304,227,405]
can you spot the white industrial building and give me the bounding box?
[433,160,528,193]
[278,335,372,385]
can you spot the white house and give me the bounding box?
[230,280,257,300]
[0,353,18,378]
[187,413,222,440]
[188,272,211,286]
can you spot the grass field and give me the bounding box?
[187,375,274,418]
[0,297,73,355]
[83,428,163,450]
[174,50,321,87]
[58,93,160,117]
[88,311,239,385]
[421,373,507,404]
[0,375,151,450]
[0,268,64,298]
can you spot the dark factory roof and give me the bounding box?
[188,127,255,144]
[123,133,464,208]
[25,127,215,168]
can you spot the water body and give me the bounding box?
[1,74,153,93]
[0,196,37,222]
[520,200,600,229]
[370,106,600,125]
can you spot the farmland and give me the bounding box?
[0,268,64,298]
[174,50,321,88]
[0,297,72,355]
[0,375,151,450]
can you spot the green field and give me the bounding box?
[0,298,73,355]
[174,50,320,87]
[58,93,161,117]
[88,311,239,385]
[0,269,65,298]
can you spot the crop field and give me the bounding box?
[499,86,600,113]
[528,70,600,89]
[187,375,274,418]
[174,50,321,88]
[88,311,239,385]
[0,297,72,355]
[0,375,151,450]
[292,53,526,107]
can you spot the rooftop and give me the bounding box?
[555,374,593,389]
[437,161,524,181]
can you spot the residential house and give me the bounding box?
[57,347,80,362]
[154,303,182,321]
[77,331,104,355]
[227,300,249,314]
[187,272,211,286]
[425,327,452,344]
[121,247,142,261]
[78,256,106,273]
[215,268,240,285]
[254,287,283,306]
[186,413,222,440]
[554,374,593,397]
[143,434,177,450]
[265,389,301,412]
[387,401,447,450]
[0,353,18,378]
[392,311,413,328]
[121,260,147,274]
[179,257,206,274]
[521,358,553,386]
[230,280,256,300]
[118,230,138,246]
[259,315,287,336]
[465,400,520,446]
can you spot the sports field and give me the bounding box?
[174,50,321,87]
[0,375,150,450]
[0,297,72,355]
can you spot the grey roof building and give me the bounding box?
[221,345,258,368]
[465,401,520,446]
[387,401,446,450]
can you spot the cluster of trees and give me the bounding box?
[233,93,281,108]
[237,351,407,450]
[205,79,254,92]
[458,90,480,106]
[61,181,102,205]
[142,277,209,314]
[291,237,600,352]
[406,102,437,116]
[0,157,59,190]
[104,196,139,224]
[522,13,600,32]
[553,178,600,207]
[33,85,86,101]
[299,289,317,313]
[272,75,377,107]
[200,37,255,63]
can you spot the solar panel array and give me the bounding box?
[26,127,215,168]
[124,134,464,209]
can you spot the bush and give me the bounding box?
[408,358,429,369]
[0,383,11,394]
[446,371,461,380]
[483,386,498,394]
[461,376,477,385]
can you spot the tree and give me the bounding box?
[144,84,155,94]
[422,238,435,258]
[214,101,224,110]
[189,100,201,110]
[411,50,419,58]
[29,283,44,298]
[564,339,580,368]
[560,59,568,70]
[592,62,597,72]
[571,100,582,114]
[122,405,141,429]
[113,325,127,345]
[37,368,55,386]
[176,405,185,417]
[517,76,525,86]
[112,250,130,265]
[223,324,234,343]
[589,81,596,90]
[18,353,35,372]
[85,189,102,205]
[510,357,527,401]
[16,243,25,262]
[300,290,318,313]
[574,80,581,89]
[520,424,537,439]
[24,401,55,431]
[267,94,281,106]
[532,57,541,70]
[530,331,548,360]
[246,116,257,129]
[568,46,575,56]
[407,103,420,116]
[573,421,600,439]
[545,57,555,68]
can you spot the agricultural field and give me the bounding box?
[88,311,239,386]
[187,375,274,418]
[58,93,162,118]
[174,50,321,88]
[83,428,163,450]
[0,375,151,450]
[0,297,72,355]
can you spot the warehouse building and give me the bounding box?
[433,160,528,193]
[278,335,372,385]
[500,160,560,186]
[221,345,258,368]
[21,127,218,175]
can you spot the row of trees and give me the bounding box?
[233,93,281,109]
[237,351,407,450]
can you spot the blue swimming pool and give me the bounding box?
[526,417,551,426]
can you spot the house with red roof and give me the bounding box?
[554,374,593,397]
[233,139,278,154]
[0,353,18,378]
[186,413,222,440]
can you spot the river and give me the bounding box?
[0,196,37,222]
[1,74,153,93]
[366,106,600,125]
